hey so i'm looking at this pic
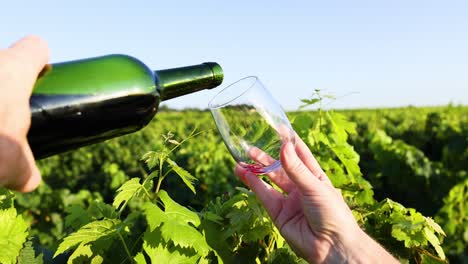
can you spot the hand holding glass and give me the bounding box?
[209,76,295,174]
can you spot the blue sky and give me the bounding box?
[2,0,467,110]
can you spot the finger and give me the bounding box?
[276,123,295,143]
[13,142,41,192]
[235,164,250,187]
[236,168,284,220]
[1,35,50,97]
[280,141,323,195]
[248,146,276,166]
[247,146,295,193]
[0,136,41,192]
[294,135,333,187]
[8,35,50,75]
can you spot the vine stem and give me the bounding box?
[413,247,447,263]
[155,153,164,194]
[117,232,133,263]
[142,185,152,200]
[155,170,172,194]
[155,177,164,194]
[168,129,206,154]
[154,128,205,195]
[318,92,323,152]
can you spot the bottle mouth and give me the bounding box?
[208,76,258,109]
[203,62,224,88]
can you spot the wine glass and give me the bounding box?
[208,76,295,174]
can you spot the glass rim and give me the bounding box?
[208,76,258,109]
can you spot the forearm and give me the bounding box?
[339,228,398,264]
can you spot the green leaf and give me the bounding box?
[18,240,44,264]
[292,113,314,136]
[143,241,199,264]
[423,227,446,260]
[219,189,273,244]
[112,178,142,210]
[67,239,108,264]
[0,208,29,264]
[142,151,159,169]
[54,219,120,257]
[329,112,357,135]
[65,205,91,229]
[166,158,197,194]
[159,190,200,226]
[143,229,200,264]
[273,226,285,249]
[267,247,307,264]
[134,252,147,264]
[143,202,167,231]
[142,151,166,170]
[425,217,446,237]
[199,219,230,263]
[87,201,118,220]
[331,144,361,178]
[300,98,320,106]
[0,188,14,209]
[160,221,211,256]
[91,255,104,264]
[148,191,212,257]
[67,243,93,263]
[141,170,159,196]
[203,211,223,224]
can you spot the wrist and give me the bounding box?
[337,227,398,264]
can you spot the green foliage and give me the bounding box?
[142,191,214,262]
[1,101,466,263]
[293,110,374,207]
[0,207,30,264]
[64,205,91,230]
[366,129,459,215]
[343,105,467,262]
[48,147,290,263]
[362,199,446,262]
[54,219,121,257]
[112,178,143,210]
[200,187,284,263]
[166,158,197,194]
[17,240,44,264]
[435,178,468,262]
[294,97,449,263]
[267,247,308,264]
[0,187,15,208]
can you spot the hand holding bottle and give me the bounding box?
[0,36,49,191]
[235,136,399,263]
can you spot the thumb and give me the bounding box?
[15,141,42,192]
[280,141,323,195]
[0,136,41,192]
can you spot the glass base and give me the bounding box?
[241,160,282,174]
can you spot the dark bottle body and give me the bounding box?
[28,55,223,159]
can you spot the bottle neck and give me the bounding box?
[155,62,223,101]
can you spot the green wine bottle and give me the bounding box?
[28,54,223,159]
